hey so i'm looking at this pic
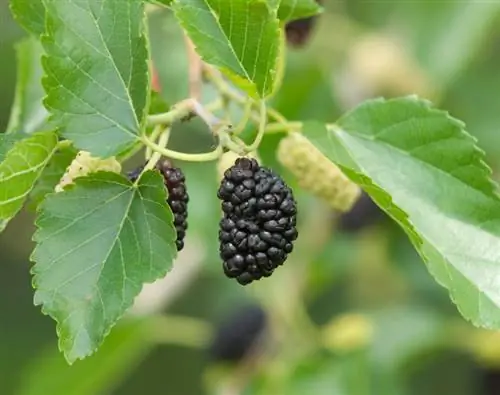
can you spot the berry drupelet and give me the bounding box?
[217,158,298,285]
[128,160,189,251]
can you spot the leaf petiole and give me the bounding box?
[140,134,223,162]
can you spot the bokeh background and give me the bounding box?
[2,0,500,394]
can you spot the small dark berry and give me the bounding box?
[128,159,189,251]
[217,158,298,285]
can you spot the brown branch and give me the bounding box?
[184,34,203,100]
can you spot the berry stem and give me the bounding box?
[133,127,171,186]
[56,140,72,149]
[265,121,302,134]
[140,134,223,162]
[146,124,163,160]
[203,65,288,125]
[231,99,253,135]
[147,99,194,126]
[246,101,267,152]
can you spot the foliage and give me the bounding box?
[2,0,500,394]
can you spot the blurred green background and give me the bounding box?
[2,0,500,394]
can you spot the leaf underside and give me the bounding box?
[303,96,500,329]
[31,171,177,363]
[0,131,58,232]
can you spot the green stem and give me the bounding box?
[265,121,302,134]
[246,101,267,152]
[204,66,287,126]
[147,99,194,127]
[147,314,213,349]
[56,140,73,149]
[134,128,171,186]
[147,128,170,171]
[232,100,253,135]
[141,134,223,162]
[146,124,163,159]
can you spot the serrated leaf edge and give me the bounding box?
[30,171,177,363]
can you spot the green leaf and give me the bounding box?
[0,131,58,232]
[41,0,150,157]
[31,171,177,363]
[9,0,45,36]
[17,320,153,395]
[7,37,50,135]
[302,96,500,329]
[28,145,78,210]
[148,0,173,6]
[278,0,322,22]
[172,0,280,98]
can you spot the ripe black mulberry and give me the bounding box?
[217,158,298,285]
[208,305,267,363]
[128,160,189,251]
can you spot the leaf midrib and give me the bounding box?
[203,0,252,83]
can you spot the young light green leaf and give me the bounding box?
[28,145,78,210]
[302,97,500,329]
[31,171,177,363]
[41,0,150,157]
[278,0,322,22]
[0,131,58,232]
[7,37,50,135]
[172,0,280,98]
[9,0,45,36]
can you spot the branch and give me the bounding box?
[184,34,203,101]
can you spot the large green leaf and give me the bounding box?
[0,131,58,232]
[302,97,500,329]
[7,37,50,135]
[277,0,322,22]
[41,0,150,157]
[172,0,280,98]
[31,171,177,363]
[9,0,45,36]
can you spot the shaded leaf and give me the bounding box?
[31,171,177,363]
[41,0,150,157]
[278,0,322,22]
[0,131,58,232]
[28,145,78,210]
[9,0,45,36]
[7,37,50,135]
[302,97,500,329]
[172,0,280,98]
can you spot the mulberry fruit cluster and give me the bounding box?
[128,160,189,251]
[217,158,298,285]
[277,132,360,212]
